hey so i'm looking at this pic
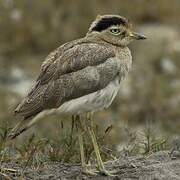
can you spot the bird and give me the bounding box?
[8,14,146,176]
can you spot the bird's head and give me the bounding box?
[87,15,146,46]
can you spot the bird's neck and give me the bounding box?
[85,33,108,45]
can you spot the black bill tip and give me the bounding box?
[131,32,147,40]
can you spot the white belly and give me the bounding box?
[58,77,120,114]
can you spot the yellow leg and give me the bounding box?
[74,115,97,176]
[86,113,116,176]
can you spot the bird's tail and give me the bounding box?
[8,116,37,140]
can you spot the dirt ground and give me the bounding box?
[1,150,180,180]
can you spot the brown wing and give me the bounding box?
[14,42,115,119]
[27,38,85,95]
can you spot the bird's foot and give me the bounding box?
[82,166,117,176]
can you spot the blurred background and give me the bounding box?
[0,0,180,163]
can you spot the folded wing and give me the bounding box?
[14,42,117,119]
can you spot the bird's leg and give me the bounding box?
[74,115,97,176]
[86,112,115,176]
[75,115,86,168]
[86,113,104,169]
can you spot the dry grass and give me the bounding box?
[0,117,170,172]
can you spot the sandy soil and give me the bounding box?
[1,150,180,180]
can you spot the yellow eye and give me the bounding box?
[110,28,121,35]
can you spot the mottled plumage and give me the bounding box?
[15,42,120,117]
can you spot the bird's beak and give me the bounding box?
[129,32,147,40]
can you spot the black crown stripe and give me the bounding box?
[92,17,127,32]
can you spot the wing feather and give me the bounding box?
[15,42,116,118]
